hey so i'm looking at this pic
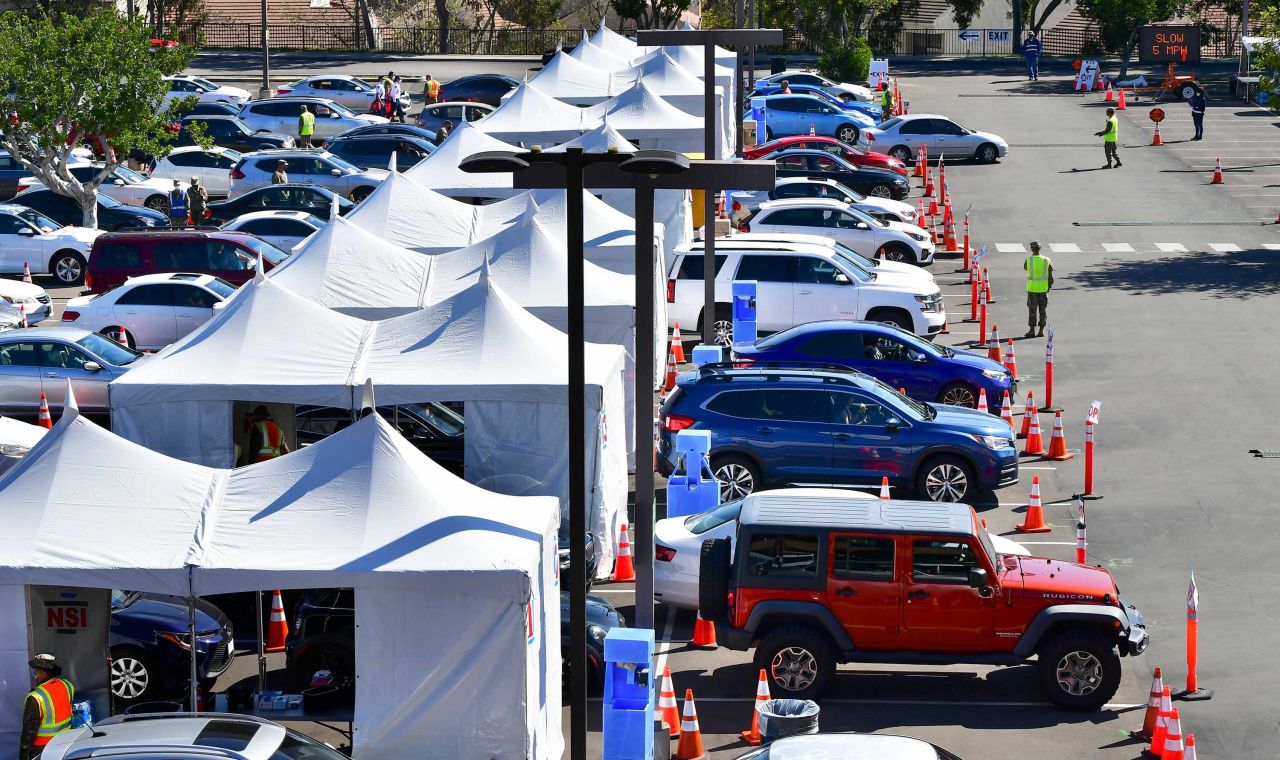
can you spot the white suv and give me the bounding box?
[228,149,389,201]
[666,241,946,344]
[682,233,934,285]
[731,177,917,225]
[742,197,935,266]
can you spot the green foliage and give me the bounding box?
[609,0,689,29]
[817,37,872,82]
[0,10,195,226]
[948,0,982,27]
[1254,6,1280,102]
[499,0,563,29]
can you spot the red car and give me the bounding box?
[744,135,907,175]
[86,229,288,293]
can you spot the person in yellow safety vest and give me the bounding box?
[424,74,441,104]
[246,405,289,464]
[1023,241,1054,338]
[1095,106,1121,169]
[21,654,74,760]
[880,82,893,122]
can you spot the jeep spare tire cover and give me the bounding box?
[700,538,732,621]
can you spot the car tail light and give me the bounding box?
[865,133,874,142]
[84,273,92,290]
[727,590,735,614]
[665,279,675,303]
[732,200,741,211]
[275,88,291,96]
[661,414,695,432]
[229,168,245,179]
[655,545,677,562]
[15,184,26,192]
[737,222,750,232]
[733,358,754,368]
[61,310,80,322]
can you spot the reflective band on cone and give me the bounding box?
[977,388,988,414]
[1004,339,1018,379]
[987,325,1002,363]
[1150,685,1173,755]
[265,590,288,653]
[1133,667,1164,740]
[1162,708,1184,759]
[671,323,685,363]
[37,392,52,430]
[22,262,32,284]
[1021,407,1045,456]
[1043,409,1074,461]
[612,523,635,582]
[1000,391,1013,428]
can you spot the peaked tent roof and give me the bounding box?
[588,20,648,58]
[473,82,588,144]
[611,51,712,99]
[638,44,734,80]
[401,121,521,197]
[545,122,638,154]
[582,79,702,134]
[526,52,614,101]
[474,189,637,249]
[343,170,480,252]
[0,416,44,449]
[568,40,632,72]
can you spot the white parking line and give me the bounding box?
[1101,243,1134,253]
[1020,465,1058,470]
[1154,243,1187,252]
[1210,243,1243,252]
[654,607,677,678]
[995,243,1026,253]
[1048,243,1080,253]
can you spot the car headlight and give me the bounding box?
[587,624,608,645]
[136,215,156,226]
[982,369,1009,381]
[895,178,908,186]
[908,232,926,241]
[971,434,1014,449]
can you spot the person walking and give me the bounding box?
[1022,31,1043,81]
[880,82,893,120]
[271,160,288,185]
[1023,241,1053,338]
[20,654,74,760]
[297,105,315,149]
[423,73,441,104]
[188,176,208,224]
[1096,107,1121,168]
[1189,90,1206,141]
[390,76,406,123]
[372,78,386,116]
[167,180,188,226]
[243,405,289,465]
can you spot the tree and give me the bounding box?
[500,0,563,28]
[1076,0,1185,78]
[1014,0,1070,34]
[609,0,689,30]
[1252,5,1280,98]
[0,10,195,228]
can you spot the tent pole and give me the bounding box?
[256,590,266,694]
[633,175,656,630]
[566,146,588,760]
[187,567,198,712]
[702,40,718,345]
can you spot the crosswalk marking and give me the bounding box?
[1155,243,1188,252]
[1209,243,1243,252]
[995,243,1026,253]
[1101,243,1135,253]
[991,242,1277,253]
[1049,243,1080,253]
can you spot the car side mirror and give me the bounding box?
[911,353,927,363]
[968,567,989,589]
[82,361,101,372]
[330,112,341,118]
[834,272,850,285]
[330,168,342,176]
[112,179,125,186]
[16,227,34,236]
[884,417,902,432]
[195,88,207,94]
[856,222,870,230]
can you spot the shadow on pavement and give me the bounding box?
[1067,249,1280,299]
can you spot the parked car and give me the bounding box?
[0,150,42,201]
[678,232,934,288]
[750,94,873,144]
[86,229,289,293]
[295,402,464,475]
[284,588,623,691]
[41,713,348,760]
[665,241,945,343]
[739,733,962,760]
[163,75,251,108]
[63,272,235,351]
[227,149,389,201]
[109,590,234,701]
[702,495,1148,708]
[11,188,169,232]
[170,101,242,120]
[751,83,883,120]
[859,114,1010,164]
[0,326,142,414]
[741,198,934,265]
[18,164,186,214]
[0,203,101,285]
[744,135,905,174]
[0,275,52,323]
[220,210,324,251]
[173,115,294,153]
[657,364,1018,502]
[756,70,874,102]
[150,145,242,197]
[770,149,911,200]
[733,321,1015,409]
[205,183,355,224]
[732,177,917,225]
[333,122,438,142]
[415,101,494,134]
[275,74,411,113]
[237,97,388,141]
[440,73,520,106]
[324,134,435,171]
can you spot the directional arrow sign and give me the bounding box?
[958,29,980,42]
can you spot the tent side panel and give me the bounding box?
[111,401,235,468]
[0,585,28,760]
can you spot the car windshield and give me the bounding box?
[859,373,934,420]
[878,117,903,131]
[191,77,219,91]
[830,251,872,283]
[270,729,350,760]
[684,499,744,534]
[13,207,61,232]
[77,333,140,365]
[97,193,123,208]
[114,165,148,184]
[406,402,464,437]
[205,278,236,299]
[324,154,361,173]
[239,236,290,265]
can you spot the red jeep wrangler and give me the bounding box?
[700,492,1149,710]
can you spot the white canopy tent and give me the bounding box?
[0,416,46,476]
[583,80,724,158]
[472,82,591,144]
[587,19,651,59]
[611,51,730,152]
[568,40,633,72]
[0,405,562,760]
[526,52,615,104]
[343,170,482,252]
[401,121,521,199]
[108,275,629,576]
[636,44,736,149]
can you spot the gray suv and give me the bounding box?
[41,713,349,760]
[227,149,389,201]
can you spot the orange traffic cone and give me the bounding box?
[977,387,989,414]
[1004,339,1018,379]
[658,665,680,738]
[1183,734,1197,760]
[612,523,636,582]
[1021,407,1045,456]
[1016,475,1051,533]
[1000,390,1013,428]
[117,327,129,347]
[1117,86,1127,110]
[671,322,686,363]
[692,612,717,648]
[265,590,288,653]
[1020,390,1035,437]
[22,261,32,284]
[1211,157,1224,184]
[916,196,926,227]
[664,347,678,392]
[740,669,771,745]
[37,391,52,430]
[987,325,1002,362]
[1104,81,1114,101]
[674,689,707,760]
[1152,121,1163,146]
[1132,667,1164,740]
[879,475,890,500]
[943,208,958,250]
[927,186,939,217]
[983,267,994,301]
[1162,707,1185,759]
[1043,409,1074,461]
[1150,684,1173,756]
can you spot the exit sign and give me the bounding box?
[1138,26,1201,63]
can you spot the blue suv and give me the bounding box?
[110,591,234,702]
[657,364,1018,503]
[750,83,883,120]
[733,320,1015,410]
[748,94,873,144]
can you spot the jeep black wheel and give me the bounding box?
[915,454,975,502]
[1038,630,1121,711]
[754,626,836,700]
[711,454,759,501]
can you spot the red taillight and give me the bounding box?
[275,88,291,96]
[865,133,875,142]
[85,273,92,290]
[15,184,26,192]
[732,200,741,211]
[229,168,245,179]
[737,222,750,232]
[733,358,755,368]
[666,279,675,303]
[655,545,677,562]
[662,414,695,432]
[61,310,79,322]
[727,589,735,613]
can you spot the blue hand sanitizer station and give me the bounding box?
[732,280,757,345]
[666,429,719,518]
[602,627,655,760]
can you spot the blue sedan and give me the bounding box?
[751,83,883,120]
[745,94,874,144]
[732,320,1015,411]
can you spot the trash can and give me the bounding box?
[756,698,820,743]
[770,55,787,75]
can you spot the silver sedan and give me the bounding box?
[277,75,411,114]
[859,113,1010,164]
[0,326,143,414]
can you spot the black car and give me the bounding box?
[110,590,234,702]
[294,403,464,475]
[205,184,355,224]
[0,151,30,200]
[175,115,294,153]
[333,123,438,142]
[12,188,169,230]
[324,135,435,171]
[559,532,598,592]
[440,74,519,106]
[284,588,624,691]
[172,101,242,120]
[771,148,911,200]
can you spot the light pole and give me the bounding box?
[259,0,271,99]
[635,29,783,347]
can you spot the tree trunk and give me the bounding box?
[1118,24,1141,80]
[79,192,98,230]
[436,0,450,53]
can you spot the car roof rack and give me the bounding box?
[697,360,862,375]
